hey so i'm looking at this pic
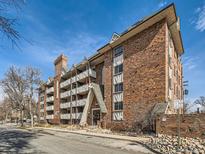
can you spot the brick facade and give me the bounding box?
[102,19,168,131]
[38,4,184,132]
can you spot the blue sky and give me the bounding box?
[0,0,205,103]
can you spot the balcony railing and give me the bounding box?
[60,91,71,99]
[60,79,71,88]
[60,84,89,99]
[60,102,71,109]
[60,114,70,119]
[40,117,44,120]
[46,96,54,102]
[46,115,54,119]
[46,105,54,111]
[60,69,96,88]
[72,112,82,119]
[60,112,83,120]
[40,101,44,105]
[40,109,44,112]
[60,98,86,109]
[46,87,54,94]
[76,84,89,94]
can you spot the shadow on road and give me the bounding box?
[0,128,44,153]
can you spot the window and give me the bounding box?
[40,96,44,101]
[168,78,172,89]
[114,64,123,75]
[114,83,123,93]
[114,46,123,57]
[114,102,123,111]
[168,56,172,66]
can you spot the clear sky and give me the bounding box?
[0,0,205,103]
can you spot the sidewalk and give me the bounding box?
[29,127,150,143]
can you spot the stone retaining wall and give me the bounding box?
[156,113,205,138]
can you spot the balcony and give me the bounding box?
[113,92,123,102]
[40,117,44,120]
[76,84,89,94]
[72,112,82,119]
[60,84,89,98]
[74,99,86,107]
[60,79,71,88]
[60,91,71,99]
[60,114,70,119]
[60,69,96,88]
[40,101,44,105]
[60,102,71,109]
[46,115,54,119]
[46,96,54,102]
[113,73,123,84]
[46,87,54,94]
[46,105,54,111]
[113,54,123,67]
[60,98,86,109]
[40,109,44,112]
[77,69,96,81]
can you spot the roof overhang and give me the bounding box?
[97,3,184,55]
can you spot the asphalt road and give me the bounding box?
[0,125,153,154]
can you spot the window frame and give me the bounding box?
[114,101,123,111]
[114,83,123,93]
[114,46,123,57]
[114,64,123,75]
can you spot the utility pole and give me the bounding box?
[177,101,181,152]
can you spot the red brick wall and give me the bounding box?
[103,19,167,131]
[103,48,113,128]
[156,114,205,138]
[52,76,61,124]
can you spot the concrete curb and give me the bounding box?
[26,127,161,154]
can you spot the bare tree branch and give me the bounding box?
[194,96,205,111]
[0,0,25,48]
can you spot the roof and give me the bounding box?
[151,103,168,118]
[97,3,184,55]
[40,3,184,87]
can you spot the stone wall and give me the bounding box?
[156,113,205,138]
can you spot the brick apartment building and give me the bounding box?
[38,4,184,131]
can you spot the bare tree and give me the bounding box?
[183,100,196,114]
[0,0,25,47]
[0,66,27,126]
[194,96,205,112]
[0,98,12,122]
[25,67,41,127]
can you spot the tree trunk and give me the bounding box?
[20,110,24,127]
[5,111,9,123]
[29,99,34,128]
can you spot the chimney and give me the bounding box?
[54,54,68,76]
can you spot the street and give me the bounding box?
[0,125,153,154]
